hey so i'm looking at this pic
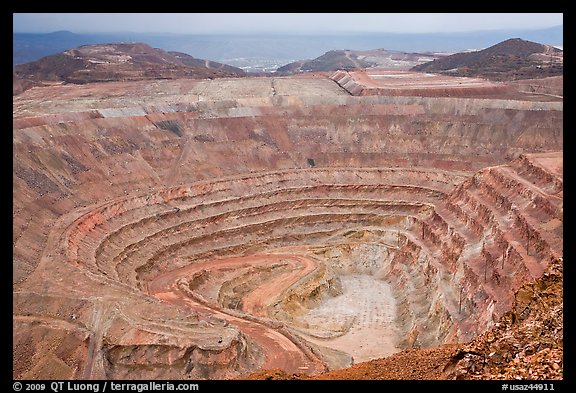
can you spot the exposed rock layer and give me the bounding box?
[13,73,562,379]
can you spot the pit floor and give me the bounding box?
[301,274,399,363]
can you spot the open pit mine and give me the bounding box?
[13,70,563,380]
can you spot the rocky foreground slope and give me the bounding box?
[13,70,562,380]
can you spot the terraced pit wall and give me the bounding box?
[13,76,562,379]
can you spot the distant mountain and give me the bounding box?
[13,42,245,94]
[276,49,447,74]
[411,38,563,81]
[13,26,562,71]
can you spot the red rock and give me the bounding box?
[13,74,562,380]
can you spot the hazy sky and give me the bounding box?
[13,13,563,34]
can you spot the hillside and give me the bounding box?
[411,38,563,81]
[13,42,245,94]
[277,49,446,74]
[14,26,563,68]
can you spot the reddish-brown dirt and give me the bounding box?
[13,72,562,380]
[148,254,325,374]
[242,344,462,380]
[242,247,564,380]
[331,70,563,100]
